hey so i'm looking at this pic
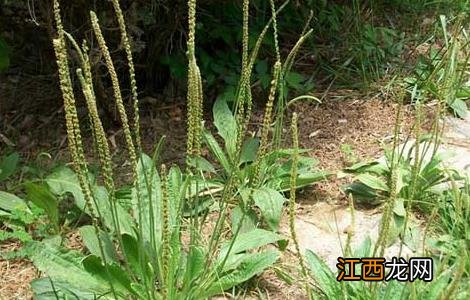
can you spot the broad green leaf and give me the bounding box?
[168,165,186,223]
[449,98,468,118]
[0,152,19,181]
[93,185,135,237]
[25,182,59,231]
[218,229,284,261]
[186,179,223,199]
[187,156,216,173]
[183,245,206,288]
[354,173,389,192]
[79,225,118,263]
[456,86,470,98]
[252,187,285,231]
[31,277,101,300]
[29,242,112,296]
[133,153,162,245]
[82,255,133,295]
[203,130,232,174]
[46,167,86,210]
[345,161,378,172]
[277,170,330,191]
[393,198,406,217]
[353,236,372,257]
[121,234,152,281]
[239,137,260,165]
[205,250,279,298]
[231,205,257,234]
[213,98,238,159]
[345,182,379,204]
[345,161,388,175]
[47,166,133,236]
[305,250,339,298]
[0,191,28,212]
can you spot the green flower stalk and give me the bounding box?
[52,2,95,219]
[90,12,148,293]
[374,95,403,257]
[90,11,138,170]
[269,0,281,63]
[289,113,311,298]
[253,61,281,185]
[52,1,118,297]
[274,29,313,148]
[186,0,203,159]
[110,0,141,151]
[160,164,170,298]
[242,0,250,72]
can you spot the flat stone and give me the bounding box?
[443,115,470,141]
[287,202,416,270]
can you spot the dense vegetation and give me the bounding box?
[1,0,469,299]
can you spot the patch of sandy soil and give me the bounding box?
[0,242,36,300]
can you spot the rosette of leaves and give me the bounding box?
[189,98,330,232]
[29,154,286,299]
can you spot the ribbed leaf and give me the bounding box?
[354,173,390,192]
[133,153,162,245]
[218,229,284,261]
[29,242,112,296]
[25,182,59,231]
[0,191,28,212]
[0,152,19,181]
[305,250,340,298]
[79,225,118,263]
[240,138,260,165]
[203,130,232,174]
[46,167,86,210]
[82,255,133,295]
[213,98,238,159]
[205,250,279,298]
[31,277,100,300]
[252,188,285,231]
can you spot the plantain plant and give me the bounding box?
[26,0,326,298]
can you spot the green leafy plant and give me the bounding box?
[0,153,63,259]
[303,159,470,299]
[27,0,320,298]
[405,15,470,118]
[0,190,58,259]
[428,175,470,276]
[340,143,359,166]
[344,138,460,210]
[30,154,286,299]
[198,97,329,231]
[304,237,469,300]
[0,152,20,182]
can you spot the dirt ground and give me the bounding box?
[0,89,417,299]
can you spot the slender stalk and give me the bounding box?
[110,0,141,151]
[289,113,311,298]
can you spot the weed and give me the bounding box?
[25,0,327,298]
[405,14,470,117]
[340,144,359,166]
